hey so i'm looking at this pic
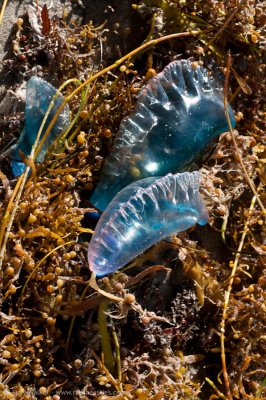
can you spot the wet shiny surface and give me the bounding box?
[11,77,70,176]
[88,171,209,276]
[90,60,235,211]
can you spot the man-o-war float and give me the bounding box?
[11,60,236,276]
[88,60,236,275]
[11,77,70,177]
[88,172,209,276]
[90,59,236,212]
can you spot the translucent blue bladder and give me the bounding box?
[88,171,208,276]
[11,77,70,176]
[90,59,236,211]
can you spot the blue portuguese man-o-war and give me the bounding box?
[11,77,70,176]
[90,59,236,211]
[88,172,209,276]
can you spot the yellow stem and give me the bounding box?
[0,0,8,26]
[98,300,115,372]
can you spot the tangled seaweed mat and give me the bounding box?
[0,1,265,399]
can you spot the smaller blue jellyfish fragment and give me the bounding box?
[90,59,236,212]
[88,171,208,276]
[11,77,70,176]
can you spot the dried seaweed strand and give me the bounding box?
[0,173,22,247]
[205,377,227,400]
[126,265,171,287]
[89,272,124,302]
[0,0,8,26]
[224,54,265,215]
[205,1,243,50]
[98,300,115,372]
[220,191,258,399]
[0,173,24,277]
[112,326,122,385]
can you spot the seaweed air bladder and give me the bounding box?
[11,77,70,176]
[88,172,208,276]
[90,59,236,212]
